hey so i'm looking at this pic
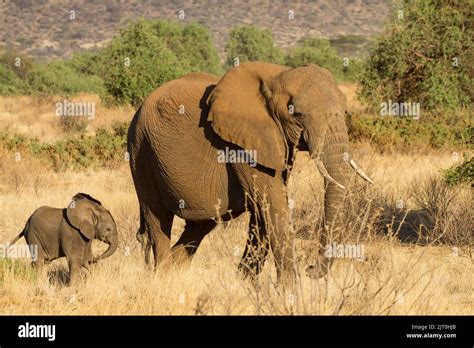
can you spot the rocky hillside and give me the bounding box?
[0,0,392,59]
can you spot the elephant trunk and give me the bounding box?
[305,114,351,277]
[307,113,351,233]
[320,127,351,242]
[93,232,118,262]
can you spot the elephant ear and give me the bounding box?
[207,62,289,171]
[72,192,102,206]
[66,199,96,240]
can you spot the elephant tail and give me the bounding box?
[10,221,28,245]
[10,231,24,245]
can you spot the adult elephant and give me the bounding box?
[127,62,372,284]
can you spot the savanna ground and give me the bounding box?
[0,85,472,315]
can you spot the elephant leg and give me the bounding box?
[82,245,93,273]
[144,234,152,265]
[27,235,46,277]
[252,182,295,288]
[143,205,174,268]
[67,257,82,287]
[266,204,295,289]
[32,252,45,277]
[233,166,295,287]
[170,220,216,265]
[238,210,270,281]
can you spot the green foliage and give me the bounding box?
[0,63,27,95]
[68,51,104,77]
[286,37,344,79]
[1,122,129,171]
[0,48,35,80]
[349,112,473,151]
[444,155,473,185]
[342,58,364,82]
[151,20,222,75]
[225,26,284,68]
[27,60,105,95]
[100,20,185,106]
[359,0,473,111]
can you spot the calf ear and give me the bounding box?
[66,200,96,240]
[72,192,102,206]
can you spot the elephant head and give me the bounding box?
[207,62,373,276]
[67,193,118,261]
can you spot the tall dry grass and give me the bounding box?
[0,93,471,315]
[0,148,472,315]
[0,94,134,142]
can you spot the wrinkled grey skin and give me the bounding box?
[136,206,152,265]
[10,193,118,286]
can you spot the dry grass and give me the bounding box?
[0,95,472,315]
[0,150,472,315]
[0,94,133,142]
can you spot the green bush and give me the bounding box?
[286,37,344,79]
[1,122,129,171]
[349,113,472,151]
[444,155,473,185]
[69,51,104,77]
[0,63,27,95]
[27,60,105,95]
[342,58,364,82]
[100,19,185,106]
[225,26,284,68]
[151,20,222,75]
[0,48,35,80]
[359,0,473,111]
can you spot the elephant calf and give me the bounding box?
[10,193,118,286]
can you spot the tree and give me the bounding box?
[359,0,473,111]
[27,60,105,95]
[0,47,35,80]
[0,63,26,95]
[225,26,284,68]
[100,19,185,106]
[152,20,222,75]
[286,37,344,79]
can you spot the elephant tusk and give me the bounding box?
[316,160,346,190]
[349,159,374,184]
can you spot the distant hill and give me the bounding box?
[0,0,392,60]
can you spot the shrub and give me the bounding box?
[349,112,472,151]
[69,51,104,77]
[359,0,473,111]
[286,37,344,79]
[444,155,474,186]
[225,26,284,68]
[100,19,185,106]
[408,175,472,246]
[0,63,27,95]
[342,58,364,82]
[1,123,129,171]
[151,20,222,75]
[27,60,105,95]
[0,48,35,80]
